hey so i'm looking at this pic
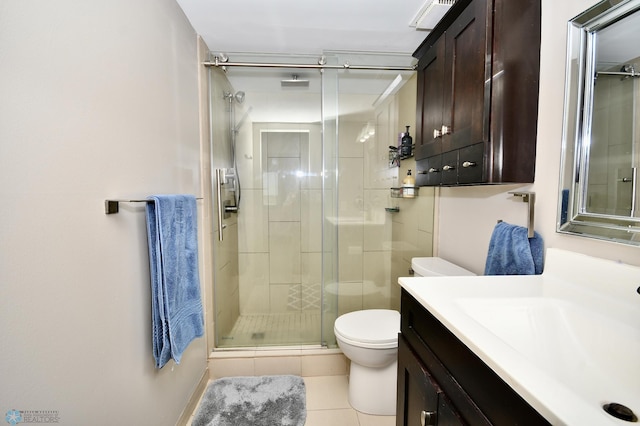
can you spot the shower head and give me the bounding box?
[281,75,309,88]
[224,91,245,103]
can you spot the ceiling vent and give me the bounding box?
[409,0,456,30]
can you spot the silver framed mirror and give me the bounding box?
[558,0,640,245]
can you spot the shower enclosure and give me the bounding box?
[207,52,415,350]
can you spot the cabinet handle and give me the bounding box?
[442,165,455,171]
[462,161,476,168]
[433,128,442,138]
[441,125,452,135]
[428,167,439,173]
[421,410,436,426]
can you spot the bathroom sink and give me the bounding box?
[398,248,640,425]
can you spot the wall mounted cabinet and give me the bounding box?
[413,0,541,186]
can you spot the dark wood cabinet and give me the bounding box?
[397,336,467,426]
[397,289,551,425]
[413,0,541,186]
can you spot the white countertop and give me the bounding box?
[399,248,640,425]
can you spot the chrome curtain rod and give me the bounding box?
[596,70,640,77]
[203,58,416,72]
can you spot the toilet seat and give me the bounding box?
[334,309,400,349]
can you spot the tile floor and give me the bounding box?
[304,375,396,426]
[186,375,396,426]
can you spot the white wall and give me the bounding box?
[0,1,207,424]
[437,0,640,273]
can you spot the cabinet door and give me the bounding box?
[397,337,466,426]
[442,0,490,154]
[437,394,466,426]
[415,36,446,161]
[397,337,439,426]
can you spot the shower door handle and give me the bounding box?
[216,168,225,241]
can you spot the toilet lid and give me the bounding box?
[334,309,400,345]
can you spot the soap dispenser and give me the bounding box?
[400,126,413,158]
[402,169,416,198]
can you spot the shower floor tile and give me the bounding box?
[220,311,322,347]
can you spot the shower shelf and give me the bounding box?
[390,187,419,198]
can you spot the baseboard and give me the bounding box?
[176,368,210,426]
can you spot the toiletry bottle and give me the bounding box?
[401,126,413,158]
[403,169,415,198]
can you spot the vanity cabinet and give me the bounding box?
[396,290,551,425]
[413,0,541,186]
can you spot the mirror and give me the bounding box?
[558,0,640,245]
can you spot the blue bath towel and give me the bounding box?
[484,221,544,275]
[146,195,203,368]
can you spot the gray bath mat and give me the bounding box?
[192,375,306,426]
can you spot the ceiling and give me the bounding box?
[174,0,437,123]
[175,0,431,56]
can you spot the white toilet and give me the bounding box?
[333,257,475,416]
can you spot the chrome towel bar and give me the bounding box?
[105,198,203,214]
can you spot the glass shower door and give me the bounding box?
[209,54,339,349]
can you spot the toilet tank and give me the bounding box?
[411,257,476,277]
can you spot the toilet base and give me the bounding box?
[347,360,397,415]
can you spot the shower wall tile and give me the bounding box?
[338,120,365,158]
[363,189,392,251]
[364,250,391,281]
[270,284,299,313]
[366,99,398,190]
[300,127,323,190]
[363,250,391,308]
[214,221,238,271]
[267,157,301,222]
[238,188,269,253]
[301,252,322,285]
[337,282,363,315]
[301,253,322,312]
[338,225,363,283]
[239,253,270,314]
[301,189,322,252]
[338,157,364,218]
[266,131,302,158]
[416,189,435,234]
[416,229,434,257]
[269,222,301,284]
[363,281,392,310]
[215,306,233,341]
[237,118,261,190]
[217,259,239,310]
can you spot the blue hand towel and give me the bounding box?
[484,221,544,275]
[146,195,203,368]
